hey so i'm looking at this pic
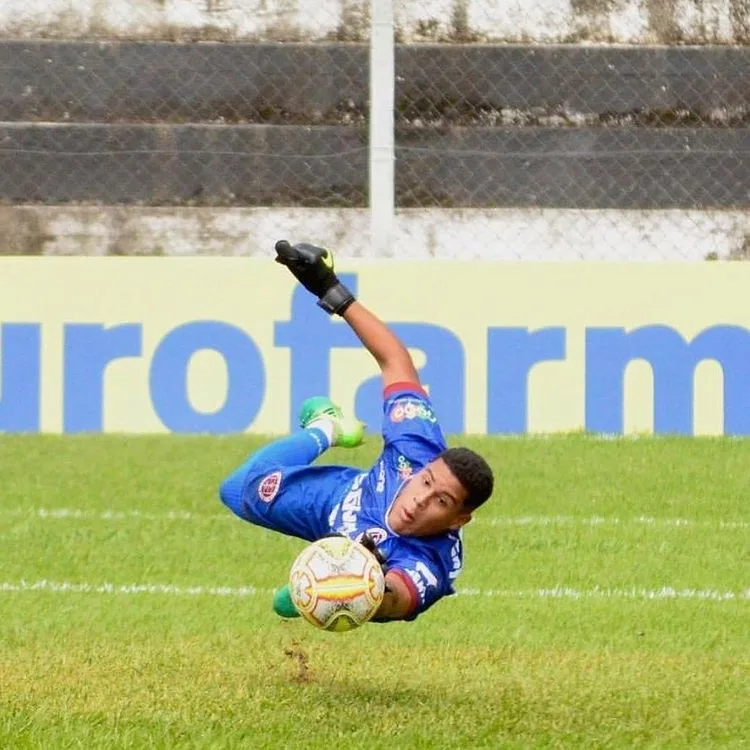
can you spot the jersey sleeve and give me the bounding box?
[381,381,448,468]
[386,553,453,620]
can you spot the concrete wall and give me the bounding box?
[4,43,750,213]
[2,1,748,261]
[1,0,749,44]
[2,206,749,261]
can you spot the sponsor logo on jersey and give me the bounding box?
[389,399,438,424]
[376,460,386,493]
[449,537,463,580]
[257,471,282,503]
[406,561,439,603]
[337,472,367,535]
[396,454,413,480]
[328,502,341,528]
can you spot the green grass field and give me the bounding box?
[1,434,748,748]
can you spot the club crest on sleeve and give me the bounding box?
[258,471,282,502]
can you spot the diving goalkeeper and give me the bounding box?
[219,240,494,622]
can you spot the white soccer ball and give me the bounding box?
[289,536,386,632]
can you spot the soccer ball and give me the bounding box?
[289,536,386,633]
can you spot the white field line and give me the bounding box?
[0,580,265,596]
[0,507,747,530]
[486,515,750,530]
[0,580,748,602]
[0,508,232,522]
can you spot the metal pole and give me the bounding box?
[369,0,395,256]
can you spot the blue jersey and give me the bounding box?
[231,383,463,620]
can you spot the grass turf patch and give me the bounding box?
[0,434,748,747]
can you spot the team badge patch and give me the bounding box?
[258,471,282,503]
[359,527,388,546]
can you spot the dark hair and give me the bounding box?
[439,447,494,510]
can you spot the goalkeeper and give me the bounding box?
[219,240,494,622]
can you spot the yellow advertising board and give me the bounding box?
[1,258,748,436]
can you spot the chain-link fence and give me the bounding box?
[396,46,750,209]
[0,39,368,207]
[2,2,750,259]
[394,44,750,260]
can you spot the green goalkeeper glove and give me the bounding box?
[274,239,356,316]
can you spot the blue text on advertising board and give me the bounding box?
[1,275,749,435]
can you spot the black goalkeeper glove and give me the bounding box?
[274,239,356,316]
[359,531,389,575]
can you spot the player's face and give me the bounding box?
[388,458,472,537]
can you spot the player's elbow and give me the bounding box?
[218,479,231,506]
[219,474,244,517]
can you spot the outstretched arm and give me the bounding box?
[274,239,421,390]
[342,301,420,390]
[359,534,418,620]
[375,570,417,620]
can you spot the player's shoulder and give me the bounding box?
[383,382,440,427]
[384,380,428,397]
[391,529,462,564]
[388,532,463,603]
[383,380,430,405]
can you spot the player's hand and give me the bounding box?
[325,531,388,573]
[274,239,356,316]
[359,531,389,574]
[274,240,336,297]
